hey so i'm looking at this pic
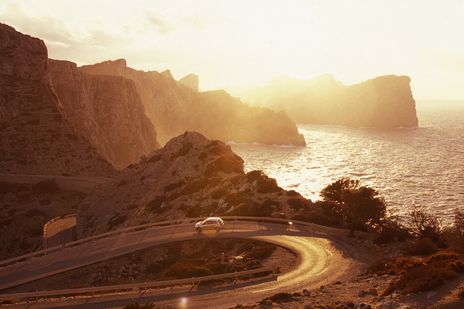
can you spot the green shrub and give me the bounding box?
[409,238,439,256]
[176,141,192,156]
[146,197,164,213]
[180,179,209,195]
[246,170,264,182]
[374,220,411,244]
[211,187,227,199]
[123,302,155,309]
[409,208,445,247]
[459,288,464,299]
[286,190,299,196]
[385,264,459,295]
[248,245,275,259]
[163,180,185,192]
[165,262,213,278]
[287,197,311,210]
[227,202,273,217]
[108,214,127,230]
[205,156,243,176]
[147,154,161,163]
[186,203,217,218]
[383,250,464,295]
[146,257,175,275]
[269,293,294,303]
[320,178,386,233]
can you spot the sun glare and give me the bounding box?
[1,0,463,99]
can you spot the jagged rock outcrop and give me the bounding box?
[244,74,419,128]
[77,132,311,236]
[49,60,159,169]
[178,73,199,91]
[0,23,114,176]
[80,60,306,146]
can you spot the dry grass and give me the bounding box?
[408,237,439,255]
[459,288,464,299]
[370,250,464,295]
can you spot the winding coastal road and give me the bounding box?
[0,220,365,308]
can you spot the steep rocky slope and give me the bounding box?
[0,181,85,259]
[49,60,159,169]
[0,24,114,176]
[80,60,305,146]
[244,74,419,128]
[77,132,310,236]
[178,73,199,91]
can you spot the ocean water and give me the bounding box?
[230,103,464,222]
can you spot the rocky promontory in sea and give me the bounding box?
[80,59,306,146]
[244,74,419,129]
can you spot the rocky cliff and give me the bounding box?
[178,73,199,91]
[80,60,306,146]
[244,74,419,128]
[0,24,114,176]
[49,60,159,169]
[77,132,311,236]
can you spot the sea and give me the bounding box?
[230,102,464,223]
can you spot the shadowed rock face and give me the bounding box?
[49,60,160,169]
[245,74,419,129]
[77,131,310,236]
[0,24,114,176]
[80,59,306,146]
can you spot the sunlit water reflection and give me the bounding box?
[231,104,464,222]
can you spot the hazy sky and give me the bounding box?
[1,0,463,100]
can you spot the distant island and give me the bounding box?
[244,74,419,129]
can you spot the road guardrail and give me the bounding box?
[0,216,336,268]
[0,266,276,302]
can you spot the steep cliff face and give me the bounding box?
[77,132,311,236]
[0,23,114,176]
[80,60,306,146]
[49,60,159,169]
[245,74,419,128]
[178,73,199,91]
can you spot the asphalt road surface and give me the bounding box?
[0,221,363,308]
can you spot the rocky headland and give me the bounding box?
[77,131,309,236]
[0,23,114,176]
[244,74,419,129]
[80,59,306,146]
[49,59,159,169]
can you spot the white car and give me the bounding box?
[195,217,224,232]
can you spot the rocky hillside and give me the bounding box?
[77,131,310,236]
[0,24,114,176]
[244,74,419,128]
[80,60,306,146]
[49,60,159,169]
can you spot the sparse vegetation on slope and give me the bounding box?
[77,132,307,236]
[0,182,85,259]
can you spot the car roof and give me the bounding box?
[205,217,223,221]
